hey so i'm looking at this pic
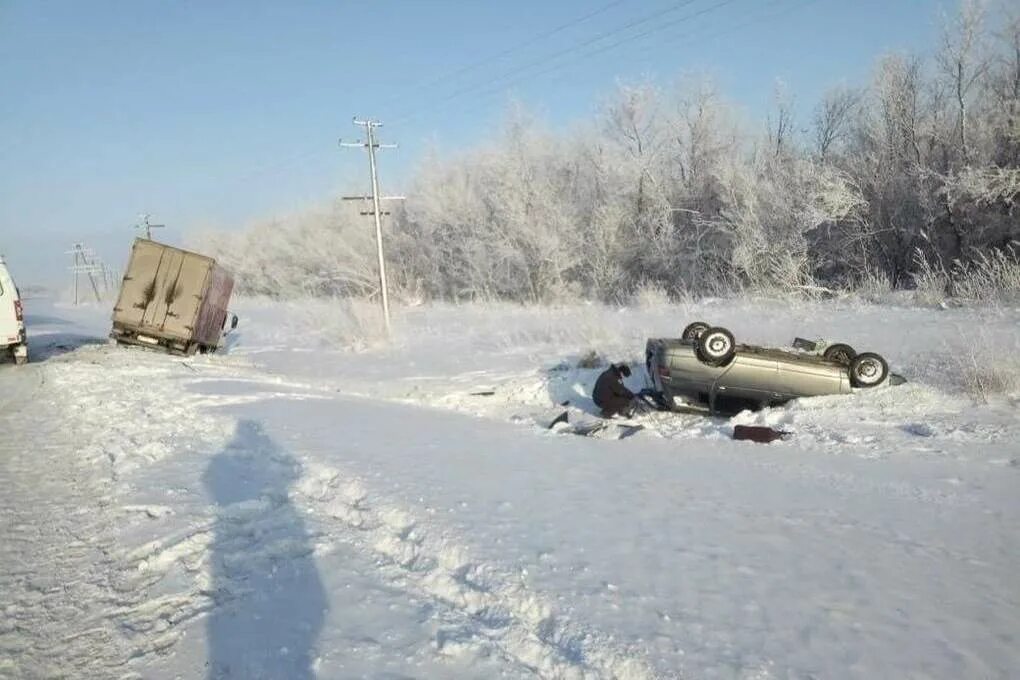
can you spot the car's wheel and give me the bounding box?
[681,321,710,341]
[696,327,736,366]
[849,352,888,388]
[823,343,857,366]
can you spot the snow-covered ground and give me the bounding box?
[1,295,1018,679]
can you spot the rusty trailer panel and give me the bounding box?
[193,263,234,347]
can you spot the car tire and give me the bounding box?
[696,327,736,366]
[681,321,710,341]
[849,352,888,388]
[823,343,857,366]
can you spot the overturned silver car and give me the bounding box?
[645,322,891,413]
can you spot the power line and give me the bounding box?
[538,0,744,77]
[488,0,758,97]
[170,4,659,211]
[389,0,706,125]
[177,146,334,217]
[393,0,815,130]
[374,0,629,111]
[168,0,815,218]
[629,0,820,65]
[177,4,638,208]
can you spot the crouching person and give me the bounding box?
[593,363,635,418]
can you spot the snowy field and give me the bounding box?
[1,295,1018,679]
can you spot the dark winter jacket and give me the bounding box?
[592,365,634,409]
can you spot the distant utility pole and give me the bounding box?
[340,118,405,335]
[67,243,105,305]
[135,213,165,240]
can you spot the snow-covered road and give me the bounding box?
[1,298,1018,679]
[0,360,127,677]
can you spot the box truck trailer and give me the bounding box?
[110,239,235,355]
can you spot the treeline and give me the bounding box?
[195,1,1020,303]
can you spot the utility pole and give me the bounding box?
[135,213,165,240]
[67,243,104,304]
[340,118,404,335]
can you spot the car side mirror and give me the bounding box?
[230,314,239,330]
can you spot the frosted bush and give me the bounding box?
[238,297,389,351]
[910,250,951,307]
[631,282,671,308]
[950,334,1020,402]
[949,246,1020,304]
[853,269,895,302]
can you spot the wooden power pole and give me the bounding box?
[340,118,404,335]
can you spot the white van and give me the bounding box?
[0,257,28,365]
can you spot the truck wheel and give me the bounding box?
[681,321,710,341]
[850,352,888,388]
[696,327,736,366]
[823,343,857,366]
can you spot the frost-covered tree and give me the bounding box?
[193,0,1020,304]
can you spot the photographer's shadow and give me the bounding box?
[203,420,326,679]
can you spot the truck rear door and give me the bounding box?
[141,248,185,329]
[115,241,165,328]
[160,253,210,339]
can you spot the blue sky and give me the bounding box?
[1,0,946,285]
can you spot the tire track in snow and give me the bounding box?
[293,462,657,679]
[0,365,133,677]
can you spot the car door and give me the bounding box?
[664,345,726,403]
[714,349,780,403]
[774,355,845,397]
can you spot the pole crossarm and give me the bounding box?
[134,213,165,240]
